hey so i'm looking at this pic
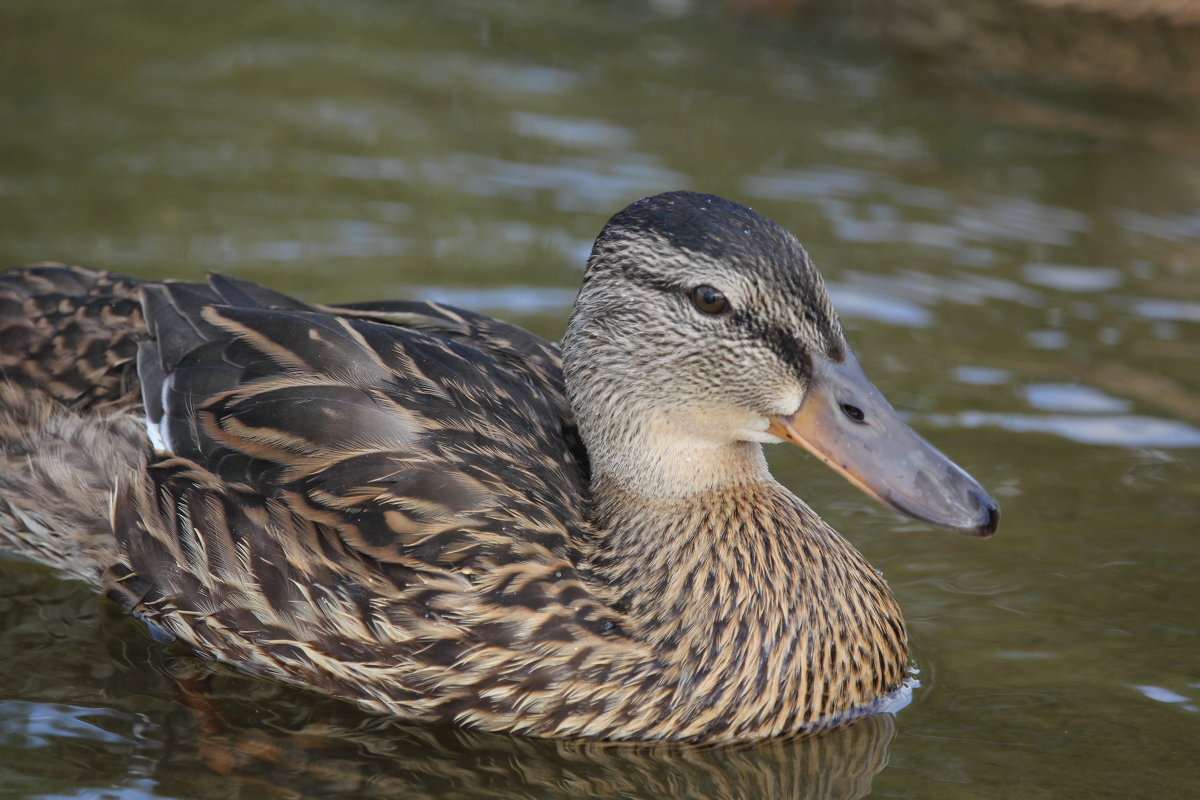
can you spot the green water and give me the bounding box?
[1,1,1198,797]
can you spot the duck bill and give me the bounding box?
[768,349,999,537]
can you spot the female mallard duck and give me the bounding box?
[0,191,997,743]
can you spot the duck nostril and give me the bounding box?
[841,403,866,423]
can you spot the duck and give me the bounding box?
[0,191,997,743]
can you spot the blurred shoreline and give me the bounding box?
[796,0,1200,100]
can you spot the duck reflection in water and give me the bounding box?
[164,656,899,800]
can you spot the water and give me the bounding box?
[1,1,1198,797]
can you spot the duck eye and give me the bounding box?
[691,285,729,315]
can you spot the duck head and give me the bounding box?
[562,190,998,537]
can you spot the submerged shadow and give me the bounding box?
[158,659,897,800]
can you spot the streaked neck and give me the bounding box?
[587,479,909,735]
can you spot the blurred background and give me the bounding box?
[0,1,1197,798]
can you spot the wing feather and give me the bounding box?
[7,266,636,730]
[124,273,592,574]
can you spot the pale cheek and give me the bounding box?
[774,386,804,415]
[726,373,805,418]
[680,404,776,446]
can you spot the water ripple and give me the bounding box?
[0,701,135,748]
[956,366,1012,386]
[1024,383,1131,414]
[1130,298,1200,324]
[826,283,932,327]
[415,285,578,313]
[315,152,688,212]
[511,112,638,150]
[1133,685,1198,712]
[1022,263,1123,292]
[743,167,1093,253]
[925,411,1200,448]
[1114,209,1200,242]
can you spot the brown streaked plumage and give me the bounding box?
[0,192,998,743]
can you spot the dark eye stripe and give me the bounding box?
[732,311,813,383]
[619,261,839,367]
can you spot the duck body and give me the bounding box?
[0,192,995,742]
